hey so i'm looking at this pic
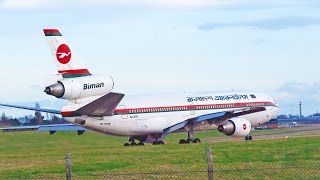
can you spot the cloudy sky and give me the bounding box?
[0,0,320,116]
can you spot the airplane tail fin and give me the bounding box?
[43,29,91,78]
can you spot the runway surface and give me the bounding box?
[203,125,320,143]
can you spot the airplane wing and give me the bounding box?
[0,124,86,135]
[0,104,85,135]
[0,103,60,114]
[0,92,125,117]
[163,107,266,135]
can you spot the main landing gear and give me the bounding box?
[124,136,145,146]
[179,138,201,144]
[123,142,145,146]
[152,141,164,145]
[245,135,253,141]
[123,135,165,146]
[179,124,201,144]
[151,134,165,145]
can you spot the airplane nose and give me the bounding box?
[273,106,280,117]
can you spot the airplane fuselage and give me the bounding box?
[64,91,279,137]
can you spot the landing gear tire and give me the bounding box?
[245,136,253,141]
[124,143,130,146]
[179,139,186,144]
[194,138,201,143]
[138,142,144,146]
[152,141,164,145]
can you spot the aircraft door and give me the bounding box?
[119,105,128,119]
[189,102,195,115]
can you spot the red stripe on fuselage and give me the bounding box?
[114,101,276,114]
[61,101,276,117]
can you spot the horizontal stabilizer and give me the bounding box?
[0,103,60,114]
[73,92,125,117]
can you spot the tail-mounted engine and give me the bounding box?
[44,75,114,99]
[217,118,251,137]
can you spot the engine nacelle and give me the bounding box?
[44,75,114,99]
[217,118,251,137]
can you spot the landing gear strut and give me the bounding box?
[152,134,165,145]
[179,124,201,144]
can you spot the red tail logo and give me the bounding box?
[56,44,71,64]
[243,124,247,130]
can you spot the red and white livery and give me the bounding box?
[0,29,279,145]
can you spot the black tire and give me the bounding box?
[194,138,201,143]
[249,136,253,141]
[152,141,158,145]
[179,139,186,144]
[159,141,164,145]
[138,142,144,146]
[245,136,249,141]
[124,143,130,146]
[130,142,137,146]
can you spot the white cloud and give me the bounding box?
[0,0,232,9]
[274,82,320,115]
[1,0,45,9]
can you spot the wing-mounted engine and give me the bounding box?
[44,75,114,99]
[217,118,251,136]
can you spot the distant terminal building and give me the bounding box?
[255,119,278,130]
[0,121,12,126]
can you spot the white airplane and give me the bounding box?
[0,29,279,145]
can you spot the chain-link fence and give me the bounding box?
[1,147,320,180]
[2,169,208,180]
[2,165,320,180]
[214,163,320,180]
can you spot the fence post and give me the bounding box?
[206,146,214,180]
[65,152,71,180]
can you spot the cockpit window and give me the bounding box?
[250,94,256,98]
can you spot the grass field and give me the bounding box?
[0,128,320,179]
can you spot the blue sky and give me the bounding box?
[0,0,320,116]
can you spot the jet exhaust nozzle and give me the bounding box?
[217,125,224,132]
[44,82,65,98]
